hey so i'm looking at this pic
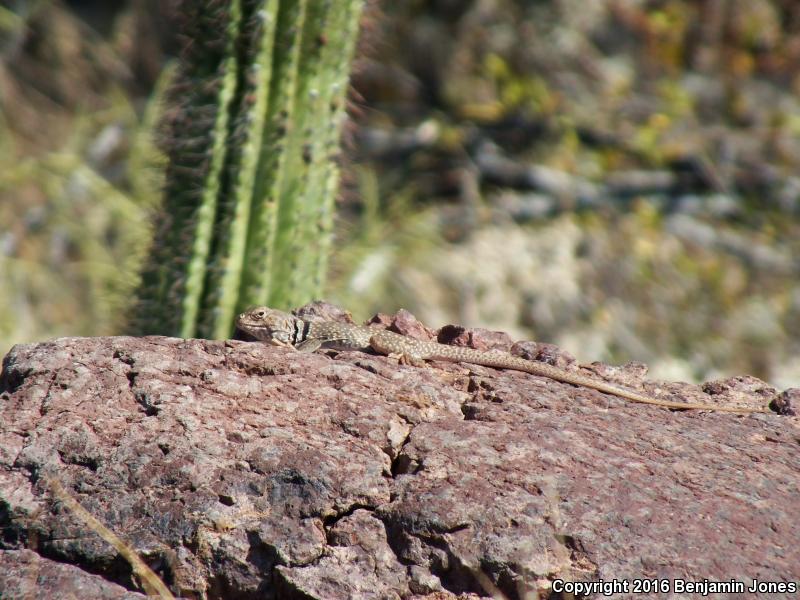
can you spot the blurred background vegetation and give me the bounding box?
[1,0,798,387]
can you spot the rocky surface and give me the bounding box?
[1,306,798,599]
[0,549,148,600]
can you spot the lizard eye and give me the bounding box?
[255,309,266,318]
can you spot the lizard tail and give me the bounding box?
[436,347,766,414]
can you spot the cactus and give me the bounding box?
[267,0,364,309]
[131,0,364,338]
[198,0,279,340]
[237,0,307,314]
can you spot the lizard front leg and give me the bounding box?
[270,339,298,351]
[295,338,322,353]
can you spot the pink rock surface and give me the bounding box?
[0,310,797,599]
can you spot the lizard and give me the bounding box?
[235,306,769,414]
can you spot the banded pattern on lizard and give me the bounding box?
[235,307,768,414]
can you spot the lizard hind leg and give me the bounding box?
[369,333,428,367]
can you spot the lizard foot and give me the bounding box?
[388,352,428,368]
[274,339,298,351]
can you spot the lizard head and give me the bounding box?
[235,306,299,346]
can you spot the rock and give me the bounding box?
[1,311,797,599]
[0,549,147,599]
